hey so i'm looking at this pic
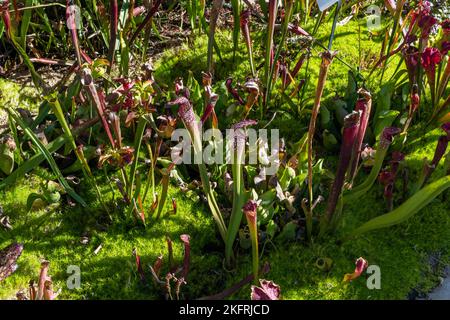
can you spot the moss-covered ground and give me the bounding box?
[229,126,450,299]
[1,20,449,300]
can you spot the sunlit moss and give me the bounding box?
[0,175,221,299]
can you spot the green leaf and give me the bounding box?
[119,32,129,76]
[26,193,47,212]
[266,220,278,239]
[155,167,171,219]
[347,175,450,238]
[119,0,130,28]
[20,0,34,49]
[231,0,240,60]
[128,116,147,198]
[6,107,87,207]
[45,191,61,204]
[374,82,395,119]
[0,143,14,175]
[276,221,297,241]
[0,20,4,39]
[0,136,66,189]
[374,110,400,138]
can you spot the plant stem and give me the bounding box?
[327,0,341,51]
[263,0,277,110]
[348,89,372,185]
[207,0,224,73]
[128,116,147,198]
[142,142,156,204]
[225,138,246,265]
[266,0,293,109]
[243,201,258,283]
[307,51,336,210]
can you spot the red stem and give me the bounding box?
[129,0,162,45]
[180,235,190,279]
[284,53,307,88]
[1,1,12,39]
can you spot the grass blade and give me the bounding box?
[5,107,86,206]
[46,94,110,214]
[347,175,450,238]
[0,117,99,190]
[19,0,33,49]
[128,116,147,198]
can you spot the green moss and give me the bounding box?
[0,175,222,299]
[0,78,39,112]
[154,32,252,86]
[153,19,395,95]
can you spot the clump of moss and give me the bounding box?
[0,174,224,299]
[154,32,252,86]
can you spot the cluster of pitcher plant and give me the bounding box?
[399,0,450,124]
[1,0,450,296]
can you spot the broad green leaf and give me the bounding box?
[348,175,450,238]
